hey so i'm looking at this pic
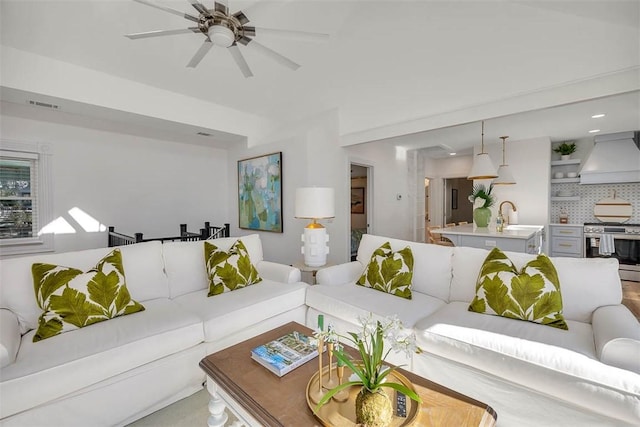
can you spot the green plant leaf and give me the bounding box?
[468,296,486,313]
[216,262,243,290]
[87,271,120,316]
[482,275,518,315]
[532,291,563,321]
[33,317,63,342]
[32,263,82,307]
[380,256,402,284]
[49,287,105,328]
[510,273,545,317]
[526,255,560,290]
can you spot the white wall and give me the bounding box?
[483,136,551,227]
[228,110,350,266]
[0,112,228,254]
[346,143,413,241]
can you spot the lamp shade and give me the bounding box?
[295,187,335,219]
[494,164,516,185]
[467,153,498,180]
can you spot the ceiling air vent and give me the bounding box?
[27,100,61,110]
[197,132,212,137]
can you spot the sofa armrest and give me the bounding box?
[256,261,302,284]
[0,309,21,368]
[316,261,364,286]
[592,304,640,373]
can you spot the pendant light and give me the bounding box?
[467,121,498,180]
[493,136,516,185]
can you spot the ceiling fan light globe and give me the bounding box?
[209,25,235,47]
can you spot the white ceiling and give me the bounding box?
[1,0,639,153]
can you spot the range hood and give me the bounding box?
[580,131,640,184]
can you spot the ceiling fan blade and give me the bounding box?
[240,0,273,22]
[125,27,201,39]
[133,0,199,23]
[187,0,208,15]
[253,27,329,42]
[228,45,254,78]
[243,39,300,71]
[214,1,229,15]
[187,40,214,68]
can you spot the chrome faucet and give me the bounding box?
[499,201,517,225]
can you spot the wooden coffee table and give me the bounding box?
[200,321,497,427]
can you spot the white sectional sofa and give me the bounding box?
[0,234,307,427]
[308,234,640,427]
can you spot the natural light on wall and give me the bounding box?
[39,207,106,235]
[395,146,407,161]
[39,217,75,235]
[69,207,107,232]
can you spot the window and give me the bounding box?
[0,141,53,256]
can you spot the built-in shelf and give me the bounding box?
[551,196,580,201]
[551,178,580,184]
[550,159,581,166]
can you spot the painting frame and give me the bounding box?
[238,152,283,233]
[351,187,365,214]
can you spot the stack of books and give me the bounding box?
[251,331,319,377]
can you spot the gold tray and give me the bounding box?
[306,364,419,426]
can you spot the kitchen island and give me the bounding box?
[432,224,544,254]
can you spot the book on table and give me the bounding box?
[251,331,319,377]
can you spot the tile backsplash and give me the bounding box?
[551,182,640,224]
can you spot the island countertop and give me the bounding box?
[432,224,544,240]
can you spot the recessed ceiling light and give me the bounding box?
[591,113,605,118]
[449,152,456,156]
[588,129,600,133]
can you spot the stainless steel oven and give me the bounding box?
[584,223,640,282]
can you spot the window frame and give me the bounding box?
[0,140,53,256]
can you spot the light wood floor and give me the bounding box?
[622,280,640,321]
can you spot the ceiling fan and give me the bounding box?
[125,0,328,78]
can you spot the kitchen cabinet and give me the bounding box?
[435,224,544,254]
[549,224,583,258]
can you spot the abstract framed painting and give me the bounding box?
[238,152,283,233]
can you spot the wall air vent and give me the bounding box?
[27,100,61,110]
[197,132,212,137]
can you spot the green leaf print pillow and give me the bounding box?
[469,247,568,330]
[32,249,145,342]
[356,242,414,299]
[205,239,262,297]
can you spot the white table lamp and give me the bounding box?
[295,187,335,267]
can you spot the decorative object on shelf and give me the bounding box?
[469,183,495,228]
[493,136,516,185]
[314,314,422,427]
[467,121,498,180]
[553,141,577,160]
[295,187,335,267]
[554,172,564,179]
[559,208,569,224]
[238,152,282,232]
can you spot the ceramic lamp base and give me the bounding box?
[302,227,329,267]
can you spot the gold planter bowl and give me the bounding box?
[306,364,419,426]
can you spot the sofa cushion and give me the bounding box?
[415,302,640,425]
[306,282,446,329]
[163,234,264,298]
[468,247,568,330]
[356,234,452,301]
[0,241,168,334]
[172,280,308,343]
[0,298,203,419]
[356,242,413,299]
[450,246,622,323]
[205,240,262,296]
[32,249,145,342]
